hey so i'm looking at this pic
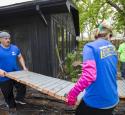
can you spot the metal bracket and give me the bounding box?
[36,5,48,26]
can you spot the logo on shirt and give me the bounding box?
[12,52,16,56]
[100,45,117,59]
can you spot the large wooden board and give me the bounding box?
[5,71,84,105]
[117,80,125,98]
[5,71,125,106]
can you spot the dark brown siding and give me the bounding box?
[0,12,77,77]
[0,14,52,76]
[30,15,52,76]
[0,14,34,71]
[51,13,76,77]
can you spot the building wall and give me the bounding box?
[50,13,76,77]
[0,13,53,76]
[0,14,34,71]
[0,12,77,77]
[30,15,52,76]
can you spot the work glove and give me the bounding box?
[66,88,77,106]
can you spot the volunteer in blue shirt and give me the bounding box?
[0,31,28,111]
[66,20,119,115]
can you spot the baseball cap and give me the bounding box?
[0,31,10,39]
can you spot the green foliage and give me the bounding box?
[64,40,91,82]
[73,0,125,35]
[65,52,82,82]
[65,53,76,75]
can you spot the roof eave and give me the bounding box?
[66,1,80,36]
[0,0,68,15]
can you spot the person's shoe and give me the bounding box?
[0,103,9,110]
[15,99,26,105]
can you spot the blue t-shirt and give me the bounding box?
[0,44,20,82]
[83,38,119,109]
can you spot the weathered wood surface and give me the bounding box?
[117,80,125,99]
[5,71,84,105]
[5,71,125,105]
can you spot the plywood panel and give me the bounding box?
[5,71,82,103]
[117,80,125,98]
[5,71,125,107]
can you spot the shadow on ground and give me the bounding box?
[0,87,75,115]
[0,87,125,115]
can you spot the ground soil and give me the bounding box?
[0,87,125,115]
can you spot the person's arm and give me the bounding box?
[117,45,122,60]
[0,69,6,77]
[18,54,28,71]
[66,45,97,106]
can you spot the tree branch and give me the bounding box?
[106,0,125,15]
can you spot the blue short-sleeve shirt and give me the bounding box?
[0,44,20,82]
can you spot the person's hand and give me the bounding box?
[23,67,28,71]
[0,69,6,77]
[65,91,77,106]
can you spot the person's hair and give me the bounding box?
[95,23,112,39]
